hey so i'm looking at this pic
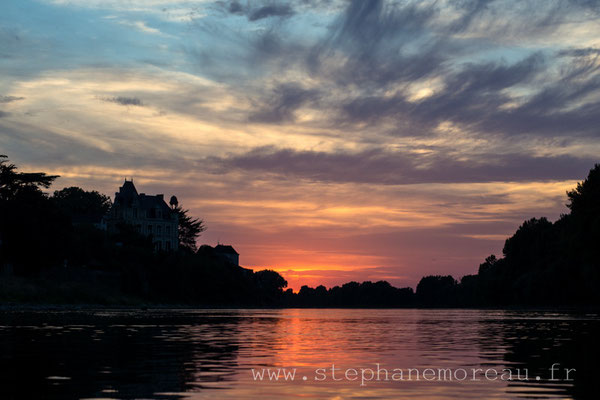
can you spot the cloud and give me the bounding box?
[223,1,295,21]
[102,96,144,106]
[248,4,295,21]
[0,95,25,103]
[333,51,592,141]
[227,1,243,14]
[192,0,600,141]
[118,20,163,35]
[558,47,600,57]
[306,0,443,89]
[207,146,596,185]
[248,83,320,123]
[0,111,10,118]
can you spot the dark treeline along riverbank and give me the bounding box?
[1,154,599,307]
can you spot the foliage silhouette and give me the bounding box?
[52,186,111,224]
[174,206,206,252]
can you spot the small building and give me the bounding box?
[198,244,240,266]
[105,179,179,251]
[215,244,239,266]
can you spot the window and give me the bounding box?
[147,225,153,234]
[157,225,162,236]
[133,208,138,218]
[165,241,171,251]
[166,226,170,235]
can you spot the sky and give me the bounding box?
[1,0,600,290]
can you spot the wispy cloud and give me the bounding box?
[207,146,596,184]
[0,95,25,103]
[118,20,163,35]
[248,83,320,123]
[102,96,144,106]
[224,1,296,21]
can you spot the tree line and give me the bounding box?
[285,163,600,308]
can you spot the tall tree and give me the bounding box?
[174,206,205,251]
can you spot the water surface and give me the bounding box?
[0,309,597,399]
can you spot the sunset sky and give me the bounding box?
[1,0,599,289]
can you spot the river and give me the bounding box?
[0,308,597,399]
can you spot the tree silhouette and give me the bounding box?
[416,275,457,306]
[0,156,66,274]
[52,186,112,223]
[567,163,600,216]
[174,206,206,251]
[0,155,58,201]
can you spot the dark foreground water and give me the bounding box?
[0,309,598,399]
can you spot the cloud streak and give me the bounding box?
[102,96,144,106]
[208,146,596,185]
[0,95,24,103]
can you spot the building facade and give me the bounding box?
[106,180,179,251]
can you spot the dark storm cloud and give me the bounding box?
[207,146,596,184]
[102,96,144,106]
[0,95,24,103]
[248,83,320,123]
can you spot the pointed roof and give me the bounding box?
[120,180,138,196]
[215,244,238,255]
[114,179,139,206]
